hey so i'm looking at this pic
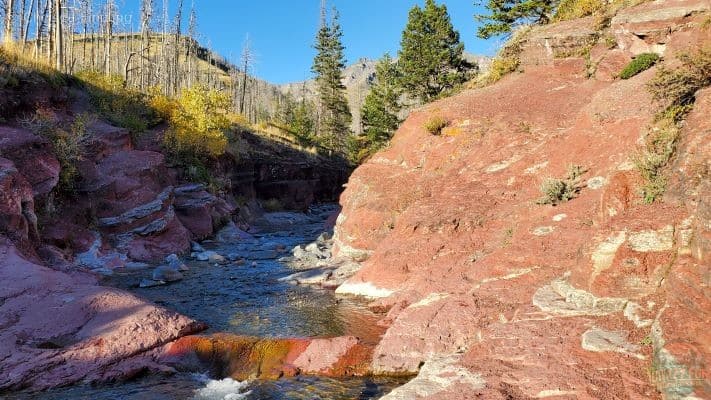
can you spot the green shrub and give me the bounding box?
[619,53,660,79]
[537,164,586,205]
[424,116,448,135]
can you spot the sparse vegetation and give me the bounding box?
[553,0,605,21]
[20,111,93,192]
[634,48,711,203]
[0,46,67,90]
[473,26,529,86]
[537,164,586,205]
[424,116,449,135]
[646,48,711,113]
[619,53,660,79]
[76,71,155,136]
[633,120,680,204]
[702,16,711,30]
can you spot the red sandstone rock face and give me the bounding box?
[0,157,36,248]
[334,2,710,398]
[174,183,236,240]
[0,126,60,197]
[0,238,206,392]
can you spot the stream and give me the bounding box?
[7,204,405,400]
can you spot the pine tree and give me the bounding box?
[475,0,556,39]
[311,4,351,156]
[398,0,473,104]
[359,53,401,158]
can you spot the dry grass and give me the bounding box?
[633,120,680,204]
[554,0,605,22]
[634,47,711,203]
[0,45,67,89]
[470,26,531,88]
[647,48,711,112]
[537,165,587,205]
[424,116,448,135]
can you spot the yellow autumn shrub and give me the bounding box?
[165,85,231,157]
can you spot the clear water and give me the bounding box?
[4,205,406,399]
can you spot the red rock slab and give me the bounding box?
[160,333,373,381]
[0,238,206,391]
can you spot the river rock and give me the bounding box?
[165,254,189,271]
[140,278,166,288]
[152,265,184,282]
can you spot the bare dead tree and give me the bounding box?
[53,0,62,70]
[3,0,14,44]
[239,34,253,116]
[140,0,154,88]
[103,0,113,74]
[171,0,183,95]
[186,1,196,87]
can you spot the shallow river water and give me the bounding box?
[6,205,405,400]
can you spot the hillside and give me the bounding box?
[65,32,489,134]
[328,0,711,398]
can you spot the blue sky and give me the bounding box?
[116,0,498,84]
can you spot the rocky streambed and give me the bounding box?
[5,204,406,400]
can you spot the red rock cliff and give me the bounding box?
[334,1,710,398]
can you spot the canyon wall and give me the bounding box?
[334,1,710,398]
[0,70,349,391]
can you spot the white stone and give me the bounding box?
[553,213,567,222]
[536,390,579,398]
[581,327,644,359]
[591,231,626,282]
[532,226,555,236]
[524,161,549,175]
[628,225,674,252]
[533,275,628,317]
[381,355,485,399]
[587,176,608,190]
[335,281,394,298]
[411,293,450,308]
[624,302,654,328]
